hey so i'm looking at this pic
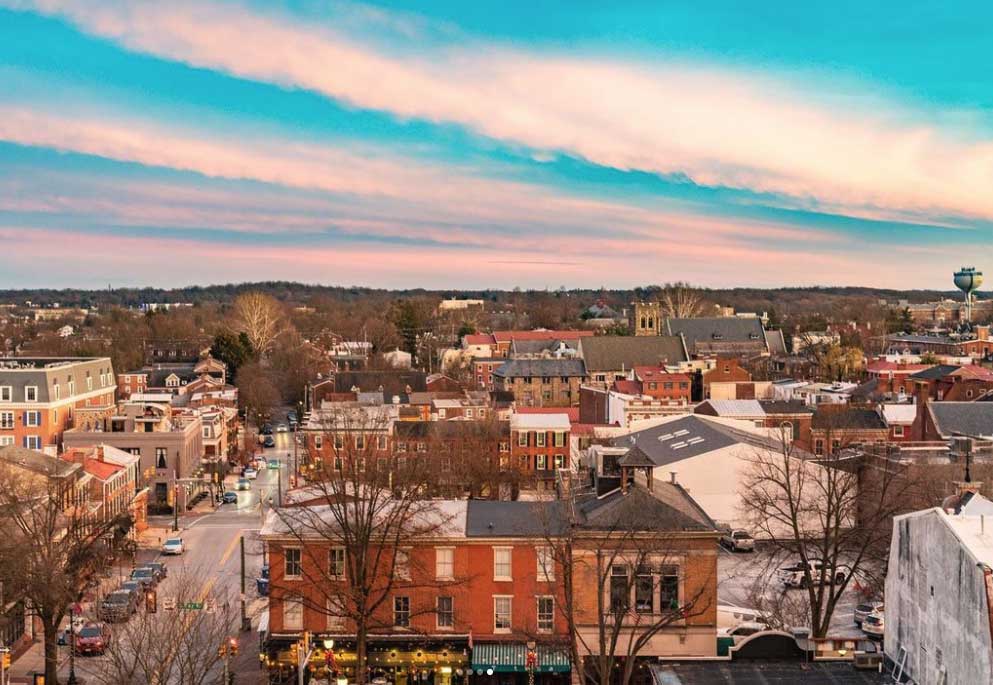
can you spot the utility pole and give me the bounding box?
[240,535,249,631]
[172,466,180,532]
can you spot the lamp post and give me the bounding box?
[323,639,335,685]
[525,640,537,685]
[66,604,78,685]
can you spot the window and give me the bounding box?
[86,376,93,391]
[537,547,554,581]
[0,386,11,402]
[894,425,905,437]
[355,435,366,450]
[333,456,343,471]
[554,454,565,469]
[779,422,794,442]
[394,596,410,627]
[155,448,167,469]
[377,435,388,450]
[437,596,454,628]
[536,454,547,470]
[24,411,40,427]
[542,376,550,385]
[536,432,546,447]
[436,547,454,580]
[333,435,344,450]
[537,596,554,633]
[53,384,60,401]
[285,548,302,578]
[493,547,512,581]
[395,549,410,580]
[202,427,211,438]
[283,596,303,631]
[831,439,841,452]
[51,409,58,425]
[68,380,74,395]
[416,442,426,452]
[0,436,13,446]
[658,566,680,612]
[24,386,37,402]
[493,596,512,632]
[499,441,509,453]
[466,408,474,419]
[397,441,407,452]
[315,435,324,449]
[329,548,345,579]
[553,432,565,447]
[438,408,447,419]
[327,600,346,631]
[23,436,41,449]
[635,566,654,614]
[814,439,824,456]
[610,565,629,613]
[649,382,657,390]
[0,412,12,430]
[518,431,528,447]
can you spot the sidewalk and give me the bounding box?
[7,524,166,682]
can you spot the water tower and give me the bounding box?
[954,267,984,321]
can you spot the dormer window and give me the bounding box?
[712,333,724,340]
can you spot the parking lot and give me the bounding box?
[717,543,868,639]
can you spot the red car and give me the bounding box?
[73,622,112,655]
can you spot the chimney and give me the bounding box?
[669,471,677,484]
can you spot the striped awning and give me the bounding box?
[471,643,571,673]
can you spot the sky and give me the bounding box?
[1,0,992,290]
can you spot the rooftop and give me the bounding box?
[579,336,687,372]
[510,412,571,430]
[492,358,586,378]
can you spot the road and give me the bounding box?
[59,429,300,683]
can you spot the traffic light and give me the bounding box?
[146,590,157,613]
[228,637,239,656]
[218,645,227,658]
[2,651,11,669]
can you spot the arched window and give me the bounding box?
[648,317,655,329]
[640,317,647,329]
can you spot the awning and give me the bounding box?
[471,644,571,673]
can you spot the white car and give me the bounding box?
[720,529,755,552]
[161,537,184,555]
[717,621,767,641]
[862,610,884,639]
[778,560,847,588]
[243,468,258,480]
[854,601,884,626]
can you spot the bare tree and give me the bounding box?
[232,291,283,357]
[740,426,911,637]
[659,283,706,319]
[539,484,714,685]
[89,569,237,685]
[237,361,280,427]
[0,455,130,684]
[267,407,463,685]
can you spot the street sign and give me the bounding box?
[181,601,204,611]
[163,597,176,611]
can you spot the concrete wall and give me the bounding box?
[885,509,993,685]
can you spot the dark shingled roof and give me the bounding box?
[765,329,788,356]
[578,336,687,372]
[333,370,427,394]
[908,364,962,380]
[663,317,767,351]
[928,402,993,438]
[576,482,716,532]
[651,660,888,684]
[759,400,814,415]
[811,407,887,430]
[465,500,570,537]
[492,359,586,378]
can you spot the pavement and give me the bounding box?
[7,430,299,684]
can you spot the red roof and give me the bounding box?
[464,333,496,346]
[516,407,580,422]
[632,366,691,382]
[951,365,993,380]
[611,380,642,395]
[81,459,124,481]
[569,422,601,435]
[492,330,595,342]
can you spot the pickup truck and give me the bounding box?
[719,529,755,552]
[778,560,848,588]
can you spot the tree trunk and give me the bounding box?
[356,624,368,685]
[42,617,61,685]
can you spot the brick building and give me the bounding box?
[0,357,116,452]
[509,412,570,489]
[492,359,586,408]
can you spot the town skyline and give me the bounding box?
[2,1,992,289]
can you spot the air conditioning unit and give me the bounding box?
[853,652,883,670]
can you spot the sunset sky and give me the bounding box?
[2,1,991,289]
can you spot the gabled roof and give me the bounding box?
[611,380,642,395]
[811,406,887,430]
[0,446,80,478]
[576,481,716,532]
[578,336,687,372]
[764,329,788,356]
[510,413,571,430]
[663,317,767,350]
[493,330,594,343]
[928,402,993,438]
[463,333,496,346]
[696,399,764,418]
[909,364,964,380]
[492,358,586,378]
[466,500,570,537]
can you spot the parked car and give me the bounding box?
[119,580,142,599]
[161,537,184,555]
[222,491,239,504]
[862,611,884,639]
[778,560,848,588]
[129,567,158,588]
[73,622,112,655]
[720,529,755,552]
[58,614,87,645]
[263,436,276,448]
[243,467,258,480]
[276,423,288,433]
[854,601,884,626]
[287,410,297,424]
[98,590,138,622]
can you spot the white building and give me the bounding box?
[383,348,413,369]
[885,489,993,684]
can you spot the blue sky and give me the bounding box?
[1,0,991,289]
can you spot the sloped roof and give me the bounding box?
[697,399,764,417]
[612,415,782,468]
[492,358,586,378]
[576,481,716,532]
[466,500,570,537]
[663,317,767,350]
[765,329,788,356]
[579,336,687,372]
[928,402,993,438]
[909,364,962,380]
[811,406,887,430]
[493,330,594,343]
[0,446,80,478]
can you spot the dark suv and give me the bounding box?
[129,567,158,589]
[98,590,137,622]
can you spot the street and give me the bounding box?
[10,430,299,684]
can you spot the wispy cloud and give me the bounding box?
[7,0,992,223]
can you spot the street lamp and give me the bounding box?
[66,603,78,685]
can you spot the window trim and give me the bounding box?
[0,386,11,402]
[436,547,455,580]
[493,546,513,581]
[537,596,554,633]
[537,546,555,582]
[394,595,411,628]
[329,547,346,580]
[24,386,38,402]
[493,595,512,633]
[284,547,303,579]
[437,595,454,630]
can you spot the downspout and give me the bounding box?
[981,564,993,654]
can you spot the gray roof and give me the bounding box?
[662,317,767,352]
[759,400,814,414]
[811,407,887,430]
[578,336,687,372]
[492,358,586,378]
[466,500,570,537]
[765,329,788,355]
[909,364,961,380]
[651,661,887,684]
[0,357,114,403]
[612,415,787,468]
[0,446,81,478]
[929,402,993,438]
[576,481,716,532]
[510,339,579,356]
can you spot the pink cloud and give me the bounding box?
[8,0,992,222]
